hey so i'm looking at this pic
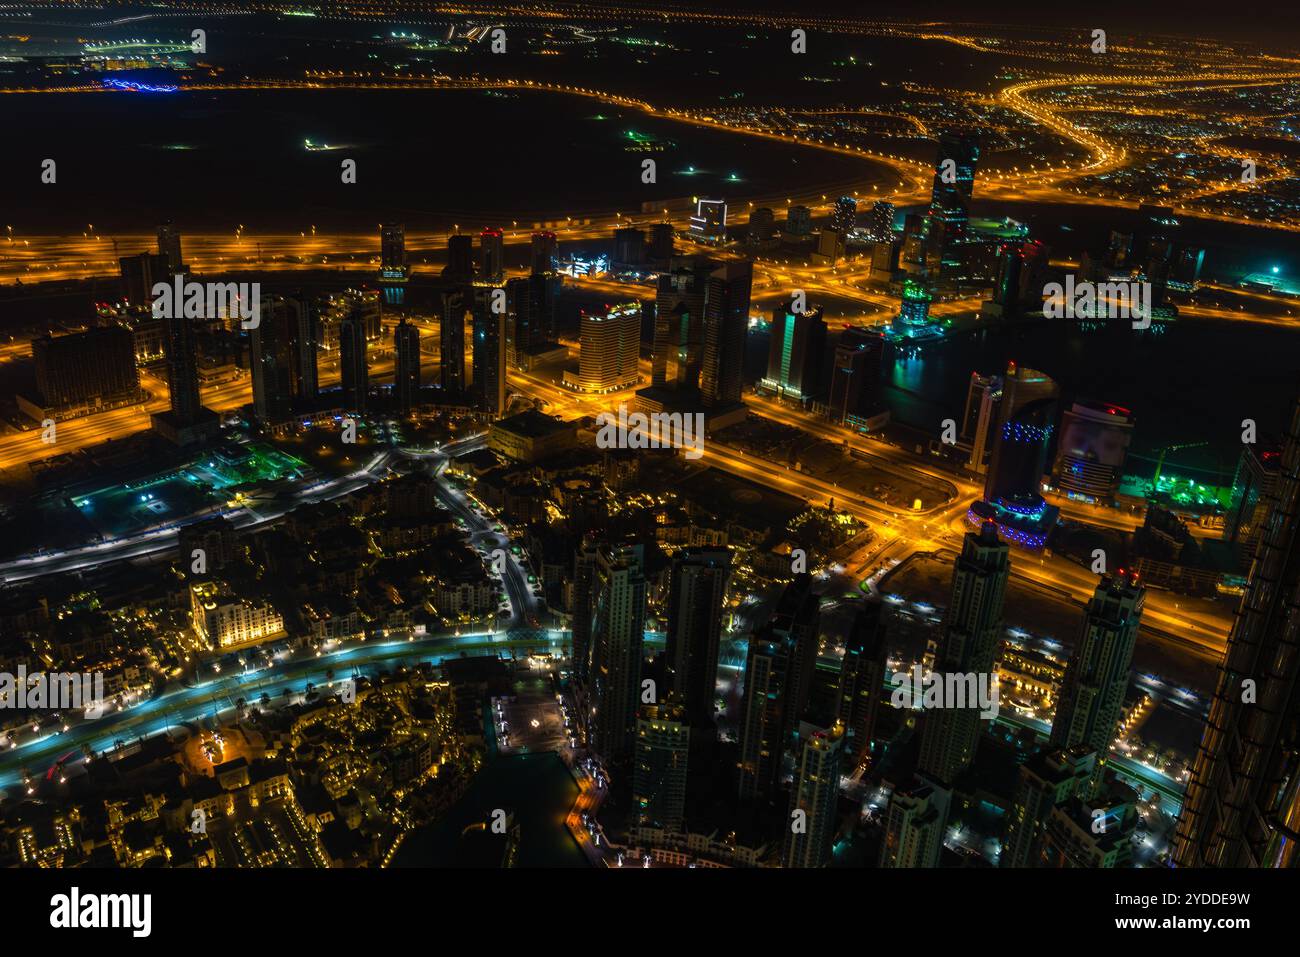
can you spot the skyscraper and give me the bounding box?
[1002,747,1098,868]
[479,227,504,284]
[339,306,369,413]
[531,231,558,276]
[632,701,690,832]
[394,317,420,414]
[571,541,600,686]
[472,292,507,416]
[737,574,819,804]
[784,722,845,868]
[929,133,979,244]
[879,779,946,868]
[440,288,468,393]
[828,327,884,426]
[569,303,640,393]
[664,547,732,732]
[652,257,713,389]
[1050,574,1145,770]
[830,196,857,237]
[613,227,645,270]
[1175,396,1300,867]
[1052,400,1135,504]
[918,521,1009,784]
[443,234,475,283]
[962,372,1003,473]
[835,598,889,763]
[983,362,1059,517]
[700,260,752,408]
[588,543,648,763]
[867,201,896,243]
[157,221,184,275]
[251,295,313,424]
[31,327,140,419]
[763,305,826,402]
[162,305,202,423]
[380,223,408,282]
[689,198,727,244]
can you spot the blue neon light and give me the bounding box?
[103,78,179,94]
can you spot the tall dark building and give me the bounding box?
[652,257,713,389]
[472,290,506,416]
[764,305,826,402]
[632,701,690,831]
[1052,400,1134,504]
[161,304,202,423]
[649,222,675,263]
[393,317,420,414]
[835,598,889,763]
[588,543,648,763]
[157,221,184,275]
[440,287,468,393]
[119,251,169,307]
[1175,396,1300,867]
[784,721,845,868]
[251,295,315,424]
[1003,747,1097,868]
[613,227,645,269]
[443,235,475,283]
[867,201,896,243]
[989,240,1049,317]
[830,196,857,236]
[929,133,980,244]
[479,227,504,284]
[700,260,752,407]
[531,231,558,276]
[571,541,600,686]
[737,574,820,804]
[828,327,885,425]
[918,521,1009,784]
[339,306,369,413]
[1050,574,1145,769]
[380,223,408,281]
[664,548,732,732]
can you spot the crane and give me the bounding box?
[1151,440,1210,492]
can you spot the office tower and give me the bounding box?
[786,205,812,237]
[613,227,645,269]
[1002,747,1097,868]
[339,306,369,413]
[1106,230,1132,271]
[162,304,202,423]
[471,295,506,416]
[700,260,752,407]
[588,543,648,763]
[664,548,732,731]
[531,230,558,275]
[738,575,820,804]
[157,221,184,275]
[962,372,1003,472]
[394,317,420,414]
[479,227,504,284]
[689,198,727,244]
[571,542,600,685]
[1052,400,1135,504]
[835,598,889,763]
[440,288,468,392]
[1050,574,1145,770]
[1223,442,1282,566]
[764,305,826,402]
[251,296,301,424]
[652,257,713,389]
[928,133,979,244]
[322,288,383,342]
[1041,779,1140,868]
[867,201,896,243]
[31,327,140,417]
[380,223,408,281]
[879,779,946,868]
[918,521,1009,784]
[828,327,884,425]
[1171,245,1205,291]
[572,303,640,392]
[830,196,857,237]
[870,240,900,280]
[505,273,556,366]
[632,701,690,831]
[900,213,930,273]
[1175,396,1300,867]
[989,240,1049,317]
[784,722,845,868]
[748,206,776,242]
[443,234,475,282]
[119,251,169,307]
[984,362,1058,512]
[649,222,675,263]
